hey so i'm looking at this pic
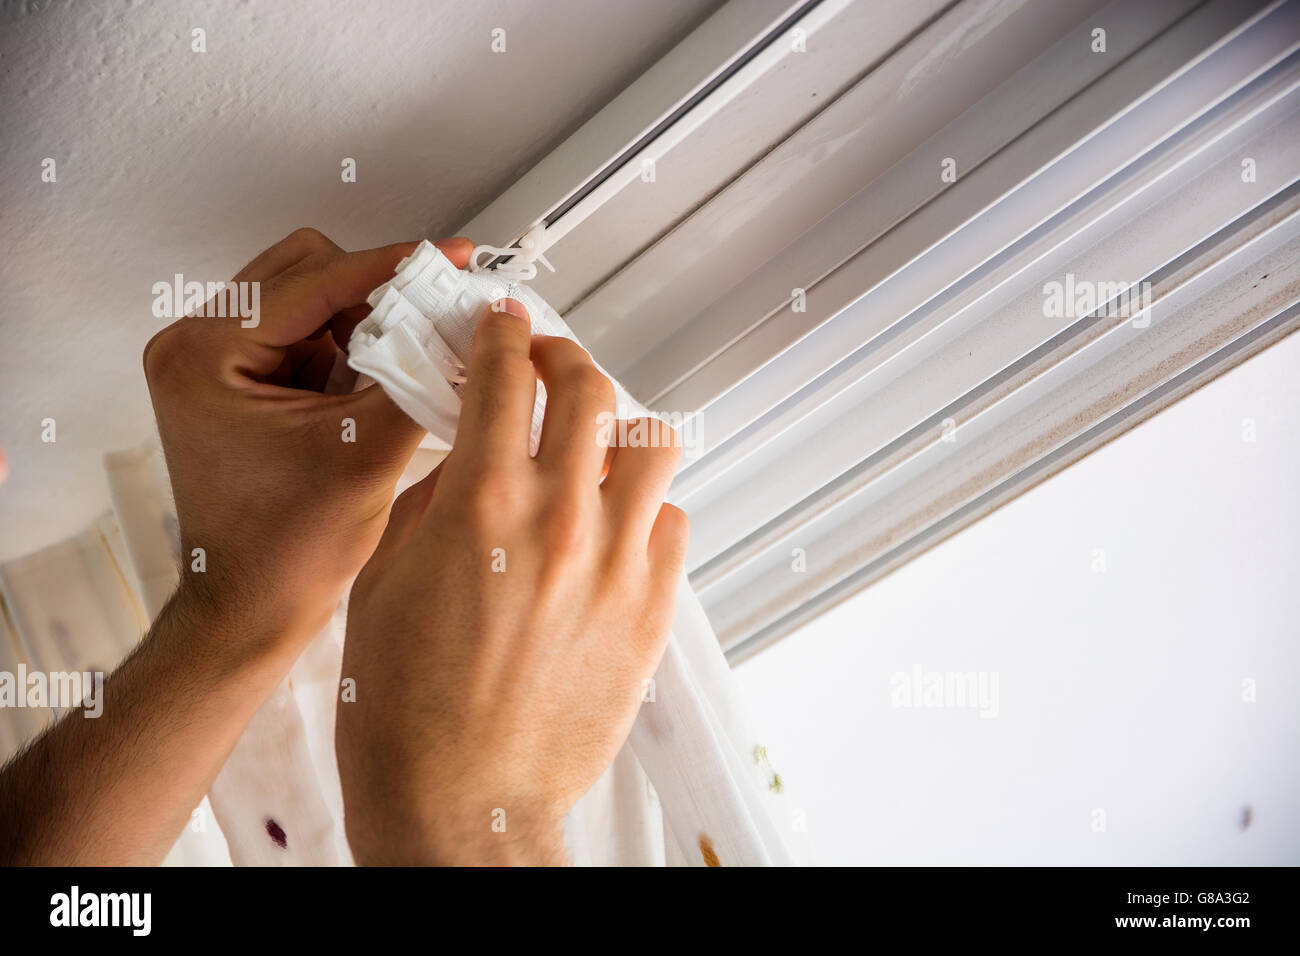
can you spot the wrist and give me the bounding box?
[166,575,328,676]
[346,792,569,866]
[428,810,568,866]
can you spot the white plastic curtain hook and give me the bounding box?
[470,223,557,282]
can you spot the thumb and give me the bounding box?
[338,382,428,465]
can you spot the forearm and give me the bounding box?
[0,586,298,865]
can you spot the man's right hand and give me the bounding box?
[336,298,688,865]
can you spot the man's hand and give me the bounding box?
[144,228,473,658]
[0,229,473,865]
[337,299,689,865]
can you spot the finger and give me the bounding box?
[278,333,344,391]
[328,237,475,351]
[531,336,615,481]
[433,235,475,271]
[249,241,421,349]
[326,303,373,351]
[153,229,342,378]
[451,298,536,467]
[331,381,427,462]
[601,419,682,544]
[647,503,690,605]
[234,227,341,283]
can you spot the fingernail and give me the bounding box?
[491,297,529,321]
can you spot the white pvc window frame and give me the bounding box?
[457,0,1300,661]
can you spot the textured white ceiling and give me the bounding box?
[0,0,719,561]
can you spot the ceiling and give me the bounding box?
[0,0,720,561]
